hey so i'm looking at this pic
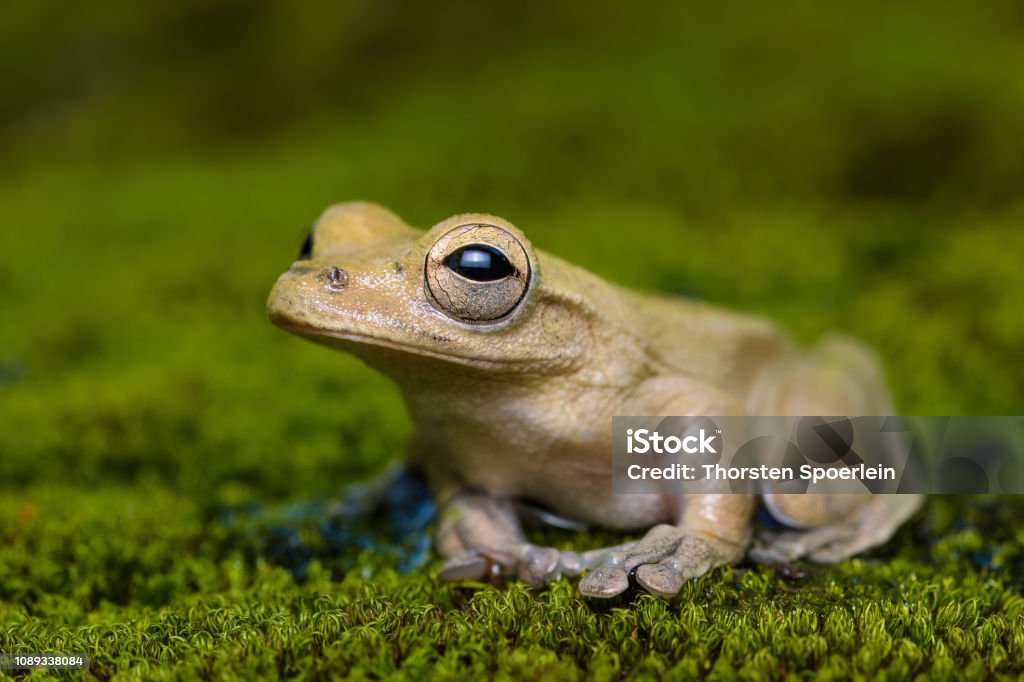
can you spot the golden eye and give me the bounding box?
[425,224,531,323]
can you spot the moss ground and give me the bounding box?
[2,1,1024,679]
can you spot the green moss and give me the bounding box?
[4,487,1024,679]
[2,0,1023,678]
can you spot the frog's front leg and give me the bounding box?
[578,494,755,599]
[574,378,753,599]
[435,489,588,585]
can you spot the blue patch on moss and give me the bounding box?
[221,468,436,579]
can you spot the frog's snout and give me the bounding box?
[280,262,351,292]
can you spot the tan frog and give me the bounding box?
[267,202,922,598]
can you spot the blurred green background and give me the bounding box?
[2,1,1023,678]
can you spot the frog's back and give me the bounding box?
[623,288,795,395]
[537,252,794,397]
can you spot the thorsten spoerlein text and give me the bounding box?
[626,462,897,483]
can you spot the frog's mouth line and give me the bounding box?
[272,319,529,372]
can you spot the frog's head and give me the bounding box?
[267,202,588,377]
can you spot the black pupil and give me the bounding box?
[443,245,515,281]
[298,232,313,260]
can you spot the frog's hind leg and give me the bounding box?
[747,333,924,564]
[752,493,922,563]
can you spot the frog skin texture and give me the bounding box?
[267,202,922,599]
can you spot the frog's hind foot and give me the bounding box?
[577,524,746,599]
[750,494,923,564]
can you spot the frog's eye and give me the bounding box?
[443,245,515,282]
[425,224,531,323]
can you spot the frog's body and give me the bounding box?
[268,202,922,598]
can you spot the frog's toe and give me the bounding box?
[557,550,585,576]
[672,535,721,577]
[752,525,877,565]
[808,495,924,562]
[517,546,561,586]
[442,544,581,586]
[578,541,638,569]
[753,495,924,565]
[580,531,740,599]
[750,531,806,564]
[439,552,491,581]
[806,532,884,563]
[634,563,684,598]
[808,544,858,563]
[636,536,726,596]
[750,523,862,564]
[579,566,631,598]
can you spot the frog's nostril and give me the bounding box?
[326,266,349,290]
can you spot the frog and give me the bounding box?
[267,201,923,599]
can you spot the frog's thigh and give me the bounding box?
[751,333,921,563]
[763,492,870,529]
[749,332,895,417]
[754,333,893,529]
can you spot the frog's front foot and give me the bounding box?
[578,524,746,599]
[440,544,586,586]
[436,490,587,586]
